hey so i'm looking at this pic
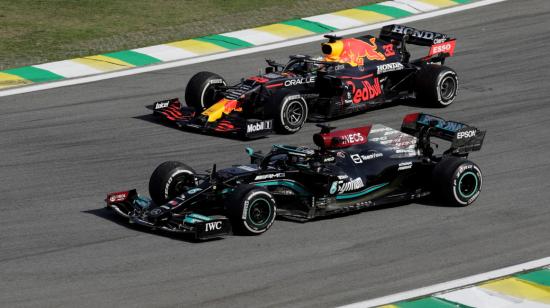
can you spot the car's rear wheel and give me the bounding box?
[415,65,458,107]
[184,71,226,111]
[226,185,276,235]
[266,90,308,134]
[432,157,482,206]
[149,161,196,205]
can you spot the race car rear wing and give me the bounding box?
[380,24,453,47]
[401,113,485,154]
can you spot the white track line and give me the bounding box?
[337,256,550,308]
[0,0,508,98]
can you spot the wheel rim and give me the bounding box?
[172,172,195,194]
[247,198,272,226]
[458,171,478,198]
[201,86,217,108]
[286,101,305,126]
[440,75,457,101]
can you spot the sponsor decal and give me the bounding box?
[108,192,128,203]
[334,64,345,71]
[338,177,365,193]
[242,200,249,219]
[341,132,365,145]
[187,188,202,195]
[418,114,465,132]
[383,44,395,57]
[247,120,272,133]
[429,40,456,56]
[457,129,476,139]
[323,156,335,163]
[209,79,224,84]
[254,173,285,181]
[346,78,382,104]
[350,154,363,164]
[391,25,448,43]
[337,151,346,158]
[329,181,338,194]
[205,221,223,232]
[284,76,316,87]
[155,101,170,109]
[361,151,383,160]
[377,62,404,75]
[337,175,349,180]
[238,165,257,172]
[398,162,413,171]
[248,76,269,83]
[150,208,162,215]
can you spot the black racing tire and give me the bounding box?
[149,161,196,206]
[432,157,482,206]
[226,185,276,235]
[184,71,226,111]
[266,90,308,134]
[415,65,458,108]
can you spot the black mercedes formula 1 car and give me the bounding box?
[148,24,459,139]
[106,113,484,239]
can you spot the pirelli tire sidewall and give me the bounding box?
[226,185,276,235]
[432,157,482,206]
[415,65,458,108]
[184,71,226,111]
[268,90,308,134]
[149,161,196,206]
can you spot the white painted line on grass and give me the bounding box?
[0,0,508,98]
[337,256,550,308]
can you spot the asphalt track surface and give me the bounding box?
[1,1,549,307]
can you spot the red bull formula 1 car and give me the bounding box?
[150,24,458,139]
[106,113,484,239]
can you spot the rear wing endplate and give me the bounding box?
[401,113,485,154]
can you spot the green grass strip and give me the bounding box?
[515,269,550,287]
[281,19,336,33]
[357,4,412,18]
[3,66,63,82]
[103,50,161,66]
[452,0,470,3]
[395,296,472,308]
[195,34,254,50]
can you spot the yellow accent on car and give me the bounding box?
[201,98,241,122]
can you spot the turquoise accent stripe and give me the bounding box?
[3,66,64,82]
[255,180,311,196]
[281,19,337,33]
[196,34,254,49]
[357,4,412,18]
[103,50,162,66]
[452,0,470,3]
[335,182,389,200]
[187,213,213,221]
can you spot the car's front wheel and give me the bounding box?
[149,161,196,205]
[266,90,308,134]
[184,71,226,111]
[226,185,276,235]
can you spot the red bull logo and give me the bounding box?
[323,37,386,66]
[346,78,382,104]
